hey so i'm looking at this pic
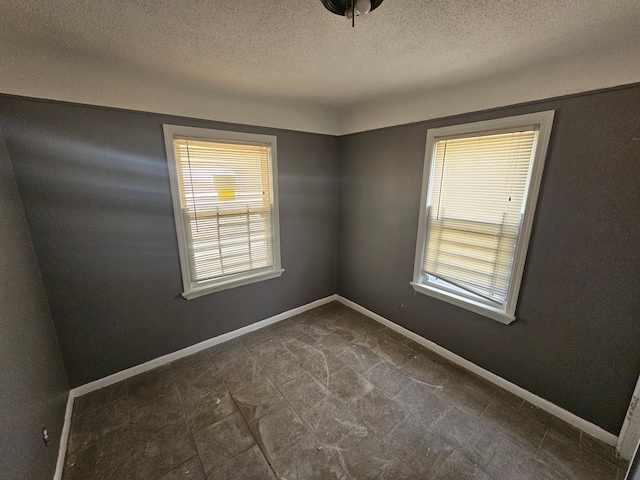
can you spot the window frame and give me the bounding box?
[163,124,283,300]
[411,111,555,324]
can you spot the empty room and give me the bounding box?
[1,1,640,479]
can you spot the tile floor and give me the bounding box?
[62,302,630,479]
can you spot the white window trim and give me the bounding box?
[163,124,283,300]
[411,111,555,324]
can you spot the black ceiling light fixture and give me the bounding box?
[321,0,384,27]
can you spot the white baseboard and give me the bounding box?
[55,294,337,479]
[53,392,74,480]
[336,295,619,448]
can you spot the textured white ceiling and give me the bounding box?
[1,0,639,134]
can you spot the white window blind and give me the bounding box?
[423,129,538,304]
[163,124,283,299]
[173,138,274,283]
[412,111,554,324]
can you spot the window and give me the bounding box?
[163,125,283,299]
[411,111,554,323]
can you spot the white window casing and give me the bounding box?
[163,125,283,299]
[411,111,555,324]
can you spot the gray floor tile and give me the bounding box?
[244,335,282,358]
[480,398,548,454]
[173,364,232,429]
[300,347,346,385]
[363,361,412,397]
[173,364,222,401]
[320,330,355,353]
[312,301,349,317]
[432,406,486,450]
[437,371,493,418]
[249,405,310,458]
[63,427,134,480]
[238,327,277,349]
[332,425,415,479]
[536,429,619,480]
[377,325,414,346]
[250,340,306,386]
[331,318,371,346]
[432,450,494,480]
[216,356,265,396]
[158,456,206,480]
[327,366,375,405]
[393,380,452,428]
[369,334,416,367]
[278,371,330,414]
[348,387,407,438]
[336,344,381,373]
[206,338,249,371]
[63,445,99,480]
[353,324,388,350]
[473,376,525,408]
[298,316,338,339]
[383,415,455,478]
[182,387,235,432]
[133,419,198,479]
[67,397,130,452]
[127,365,178,409]
[453,421,506,469]
[170,350,213,375]
[401,351,452,386]
[269,318,308,340]
[193,412,255,476]
[208,445,275,480]
[230,370,287,422]
[284,334,324,359]
[435,357,480,381]
[485,437,563,480]
[580,432,630,470]
[72,382,127,417]
[269,432,350,480]
[302,395,368,448]
[130,389,186,435]
[521,401,580,442]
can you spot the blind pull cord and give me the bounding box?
[436,140,448,220]
[185,141,199,232]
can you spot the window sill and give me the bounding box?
[410,281,515,324]
[183,268,285,300]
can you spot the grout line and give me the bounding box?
[534,427,549,458]
[478,397,495,422]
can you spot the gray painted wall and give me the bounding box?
[337,85,640,435]
[0,128,69,478]
[0,97,338,388]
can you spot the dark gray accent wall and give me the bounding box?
[337,85,640,434]
[0,96,338,388]
[0,128,69,478]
